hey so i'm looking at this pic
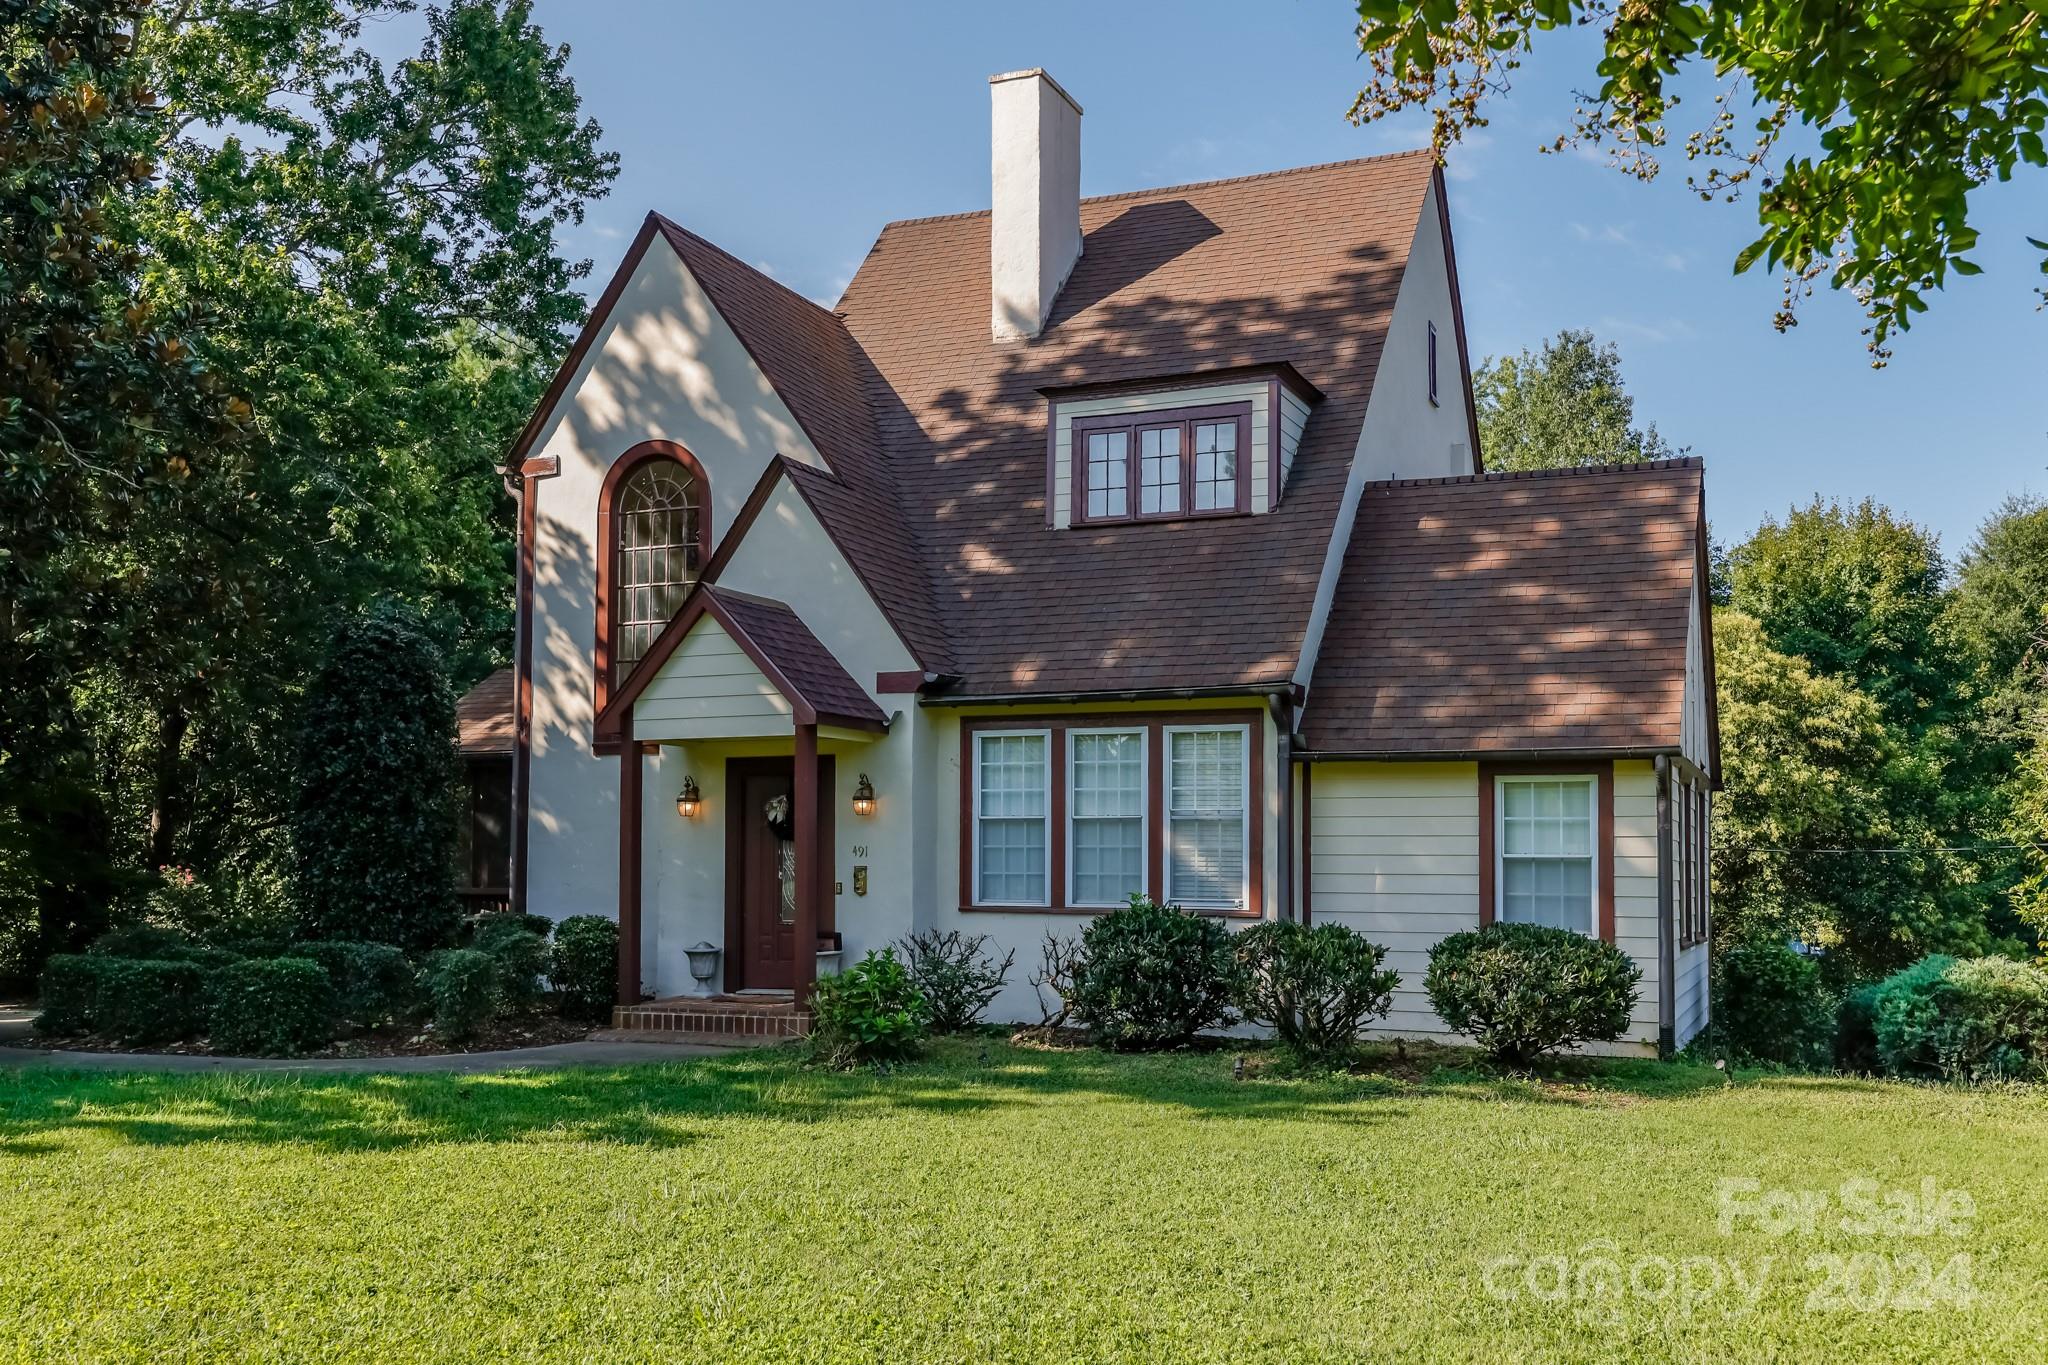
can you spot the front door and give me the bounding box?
[732,759,797,991]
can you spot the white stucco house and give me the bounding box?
[482,69,1720,1053]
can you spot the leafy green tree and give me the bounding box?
[1727,499,1958,732]
[1,0,253,973]
[78,0,615,882]
[1473,328,1674,471]
[1351,1,2048,363]
[1948,494,2048,698]
[1711,611,1989,979]
[292,606,458,949]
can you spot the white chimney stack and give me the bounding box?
[989,68,1082,342]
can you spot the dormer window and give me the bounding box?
[1070,402,1251,524]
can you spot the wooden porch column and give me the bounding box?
[617,706,642,1008]
[792,721,820,1010]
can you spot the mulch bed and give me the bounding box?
[9,1008,596,1059]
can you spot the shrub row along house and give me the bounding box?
[473,69,1720,1053]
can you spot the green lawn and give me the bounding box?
[2,1041,2043,1363]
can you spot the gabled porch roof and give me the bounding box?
[598,583,888,738]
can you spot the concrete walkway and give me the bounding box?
[0,1033,748,1075]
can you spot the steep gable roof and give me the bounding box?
[1300,459,1708,758]
[600,583,886,731]
[830,151,1442,696]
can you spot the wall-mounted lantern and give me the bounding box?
[852,772,876,817]
[675,776,701,819]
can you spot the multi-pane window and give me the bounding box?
[1496,776,1597,935]
[1137,425,1182,515]
[975,731,1049,905]
[1190,420,1238,511]
[1166,727,1248,910]
[1085,430,1129,519]
[613,461,701,682]
[1069,730,1145,906]
[1072,404,1247,523]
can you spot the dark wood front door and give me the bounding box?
[725,756,835,992]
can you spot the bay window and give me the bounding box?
[1494,775,1598,936]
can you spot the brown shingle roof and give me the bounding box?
[1300,459,1706,756]
[704,586,888,728]
[830,151,1441,695]
[456,668,515,756]
[655,219,954,672]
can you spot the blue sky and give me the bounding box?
[372,2,2047,556]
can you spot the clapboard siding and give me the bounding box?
[634,619,790,740]
[1309,758,1666,1052]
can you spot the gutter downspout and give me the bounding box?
[1268,691,1294,921]
[508,455,557,917]
[1654,755,1676,1058]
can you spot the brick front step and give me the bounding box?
[612,995,811,1039]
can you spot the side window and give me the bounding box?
[1495,776,1597,936]
[1427,320,1440,407]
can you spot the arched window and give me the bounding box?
[612,459,702,683]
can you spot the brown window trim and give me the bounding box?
[592,440,713,755]
[958,709,1264,918]
[1069,402,1252,526]
[1476,759,1616,945]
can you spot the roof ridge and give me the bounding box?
[876,148,1439,230]
[1368,456,1704,491]
[652,214,851,329]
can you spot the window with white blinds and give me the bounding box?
[1496,776,1597,935]
[1165,726,1249,910]
[1068,729,1145,906]
[974,731,1049,905]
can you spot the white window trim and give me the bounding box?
[1492,773,1601,938]
[1065,726,1148,909]
[1162,723,1252,912]
[972,728,1053,908]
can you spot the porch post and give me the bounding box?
[792,721,819,1010]
[618,706,642,1009]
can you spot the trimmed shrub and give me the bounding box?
[295,940,418,1029]
[1234,920,1401,1065]
[472,918,549,1007]
[291,606,459,950]
[1873,954,2048,1079]
[468,911,554,944]
[423,948,502,1041]
[897,929,1014,1032]
[1711,936,1832,1067]
[551,915,619,1022]
[1069,895,1240,1050]
[1836,983,1884,1074]
[808,948,929,1067]
[1425,922,1641,1067]
[88,923,196,960]
[95,959,210,1044]
[35,954,109,1035]
[207,957,337,1056]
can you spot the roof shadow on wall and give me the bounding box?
[1048,199,1222,325]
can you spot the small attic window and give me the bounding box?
[1070,402,1251,524]
[1428,321,1440,407]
